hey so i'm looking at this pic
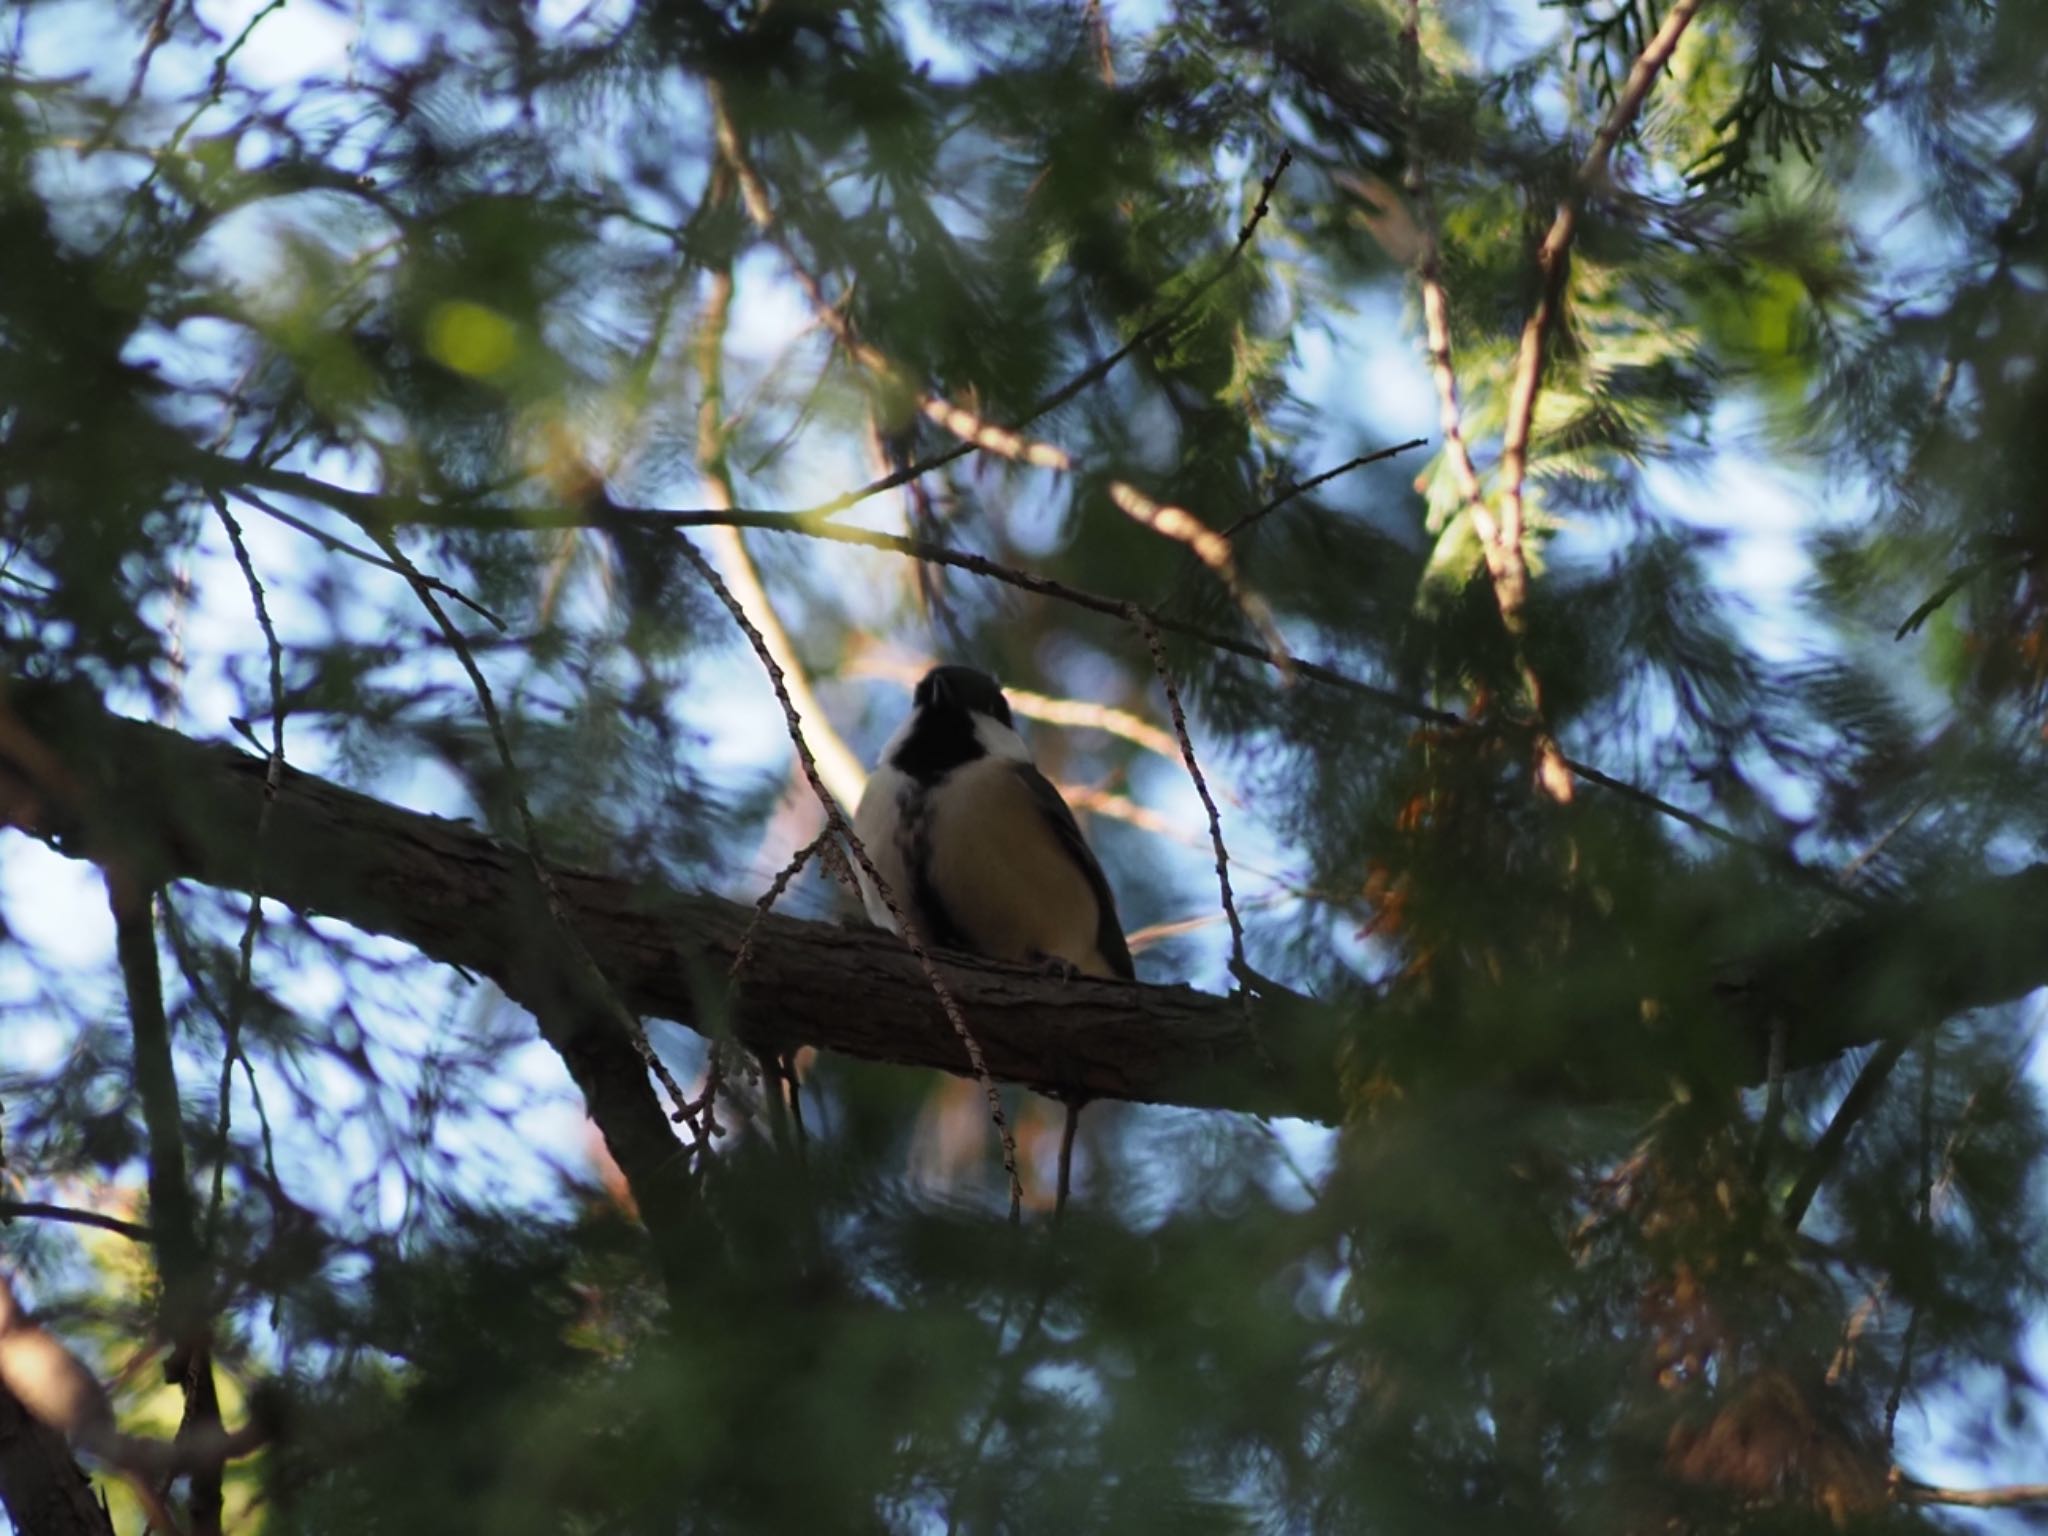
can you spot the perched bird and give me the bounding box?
[853,665,1133,1208]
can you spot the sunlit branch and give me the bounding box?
[1496,0,1708,603]
[852,647,1183,761]
[1896,1479,2048,1509]
[705,85,1294,658]
[693,255,868,812]
[196,446,1881,905]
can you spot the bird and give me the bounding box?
[852,664,1133,1211]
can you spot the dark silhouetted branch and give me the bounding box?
[6,685,2046,1135]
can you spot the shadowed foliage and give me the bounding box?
[3,0,2047,1532]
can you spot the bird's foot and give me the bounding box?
[1027,950,1080,982]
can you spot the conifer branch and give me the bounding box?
[1492,0,1707,800]
[705,85,1294,658]
[192,446,1878,907]
[360,527,711,1281]
[9,689,2045,1135]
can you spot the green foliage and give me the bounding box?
[4,0,2048,1531]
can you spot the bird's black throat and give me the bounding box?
[887,705,985,784]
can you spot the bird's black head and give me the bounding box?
[887,665,1017,783]
[913,665,1014,729]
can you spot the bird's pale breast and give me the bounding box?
[920,756,1116,977]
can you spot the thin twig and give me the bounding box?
[1884,1051,1935,1447]
[364,526,706,1142]
[706,830,835,1148]
[729,829,833,985]
[117,0,182,118]
[205,498,286,1254]
[1895,1480,2048,1509]
[230,486,506,630]
[691,239,868,809]
[154,896,289,1272]
[676,538,1025,1221]
[220,450,1878,907]
[708,87,1293,652]
[109,0,288,248]
[1751,1015,1787,1175]
[1131,612,1257,1020]
[813,148,1292,526]
[1214,440,1429,544]
[1496,0,1708,592]
[0,1200,154,1243]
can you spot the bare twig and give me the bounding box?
[676,538,1025,1221]
[216,450,1880,907]
[729,830,833,986]
[1751,1015,1787,1174]
[1884,1040,1936,1448]
[1782,1035,1909,1230]
[206,498,287,1254]
[692,248,867,810]
[118,0,182,116]
[363,527,706,1147]
[707,87,1293,652]
[704,830,836,1147]
[0,1201,153,1244]
[230,486,505,630]
[1895,1480,2048,1509]
[1131,611,1252,1005]
[812,148,1291,526]
[1214,440,1428,544]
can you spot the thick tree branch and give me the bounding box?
[0,1389,115,1536]
[5,686,2045,1133]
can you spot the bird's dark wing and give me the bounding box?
[1011,762,1135,979]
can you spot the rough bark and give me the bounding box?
[4,680,2046,1138]
[0,1389,115,1536]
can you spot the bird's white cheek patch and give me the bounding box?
[970,713,1034,765]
